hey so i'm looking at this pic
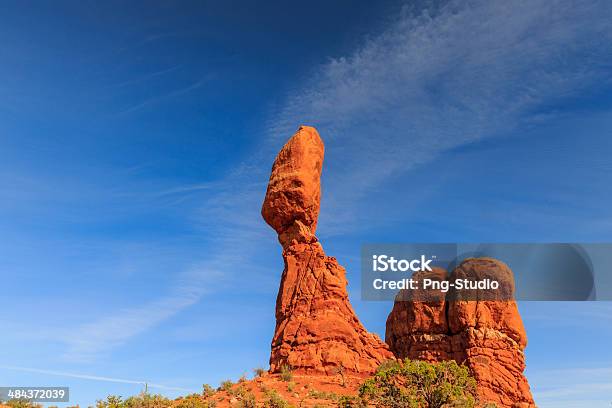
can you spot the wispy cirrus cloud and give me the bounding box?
[265,0,612,233]
[60,294,200,362]
[522,302,612,327]
[530,367,612,407]
[118,76,211,115]
[56,262,222,362]
[110,64,184,89]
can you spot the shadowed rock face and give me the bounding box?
[385,267,451,363]
[262,126,394,374]
[386,258,535,408]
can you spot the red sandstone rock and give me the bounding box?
[386,258,535,408]
[262,126,324,236]
[263,126,394,375]
[385,268,452,362]
[448,258,533,407]
[448,258,526,346]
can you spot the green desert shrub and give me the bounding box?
[359,359,477,408]
[5,400,43,408]
[175,393,209,408]
[279,365,293,382]
[95,392,173,408]
[126,393,172,408]
[95,395,124,408]
[227,384,252,398]
[286,382,295,392]
[96,392,219,408]
[218,380,234,392]
[202,384,215,398]
[237,391,256,408]
[307,389,338,400]
[264,390,291,408]
[336,395,364,408]
[375,359,400,373]
[253,367,266,377]
[335,363,347,387]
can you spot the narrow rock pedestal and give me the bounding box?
[262,126,394,375]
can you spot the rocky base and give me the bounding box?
[203,372,365,408]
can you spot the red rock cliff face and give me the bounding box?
[386,258,535,408]
[262,126,394,374]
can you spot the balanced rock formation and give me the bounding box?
[262,126,394,374]
[386,258,535,408]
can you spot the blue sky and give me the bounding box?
[1,1,612,407]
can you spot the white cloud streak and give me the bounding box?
[0,365,193,392]
[57,263,222,362]
[530,367,612,407]
[266,0,612,232]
